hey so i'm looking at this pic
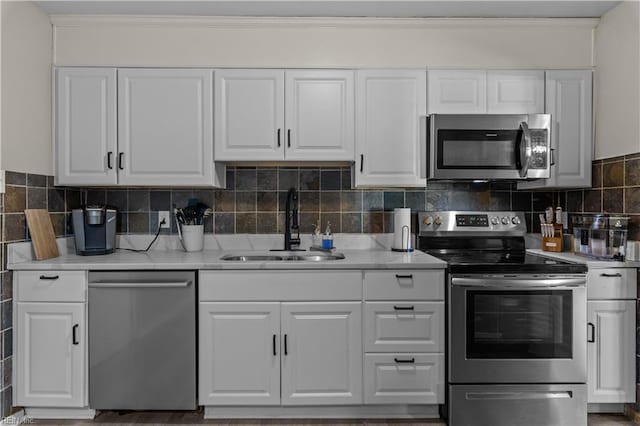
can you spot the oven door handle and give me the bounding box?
[518,121,532,178]
[451,277,585,288]
[465,391,573,401]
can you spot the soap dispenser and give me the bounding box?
[322,222,334,250]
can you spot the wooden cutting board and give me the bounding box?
[24,209,59,260]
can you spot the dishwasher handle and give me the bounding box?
[89,280,192,288]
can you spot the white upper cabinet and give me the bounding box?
[487,70,545,114]
[214,69,354,162]
[427,70,486,114]
[118,69,220,186]
[284,70,354,161]
[518,70,593,189]
[427,69,544,114]
[354,70,427,188]
[214,69,285,161]
[55,68,117,186]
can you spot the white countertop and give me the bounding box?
[527,249,640,268]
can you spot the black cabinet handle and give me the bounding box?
[72,324,79,345]
[600,273,622,278]
[393,305,415,311]
[277,129,281,147]
[360,154,364,173]
[273,334,277,356]
[39,275,59,280]
[395,274,413,280]
[587,322,595,343]
[287,129,291,148]
[107,151,113,170]
[394,357,415,364]
[284,334,288,356]
[118,152,124,170]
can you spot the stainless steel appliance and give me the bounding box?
[572,214,629,260]
[427,114,551,180]
[88,271,196,410]
[72,206,117,256]
[418,211,588,426]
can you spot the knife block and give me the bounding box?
[542,224,564,252]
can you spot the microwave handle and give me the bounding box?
[518,121,532,178]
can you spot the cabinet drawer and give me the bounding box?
[364,302,444,352]
[364,353,444,405]
[364,270,444,300]
[199,271,362,301]
[15,271,87,302]
[587,268,637,300]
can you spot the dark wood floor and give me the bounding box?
[25,411,633,425]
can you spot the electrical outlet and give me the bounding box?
[158,211,171,228]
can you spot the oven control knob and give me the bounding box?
[491,217,499,225]
[434,216,442,226]
[511,216,521,225]
[501,217,510,225]
[422,216,432,226]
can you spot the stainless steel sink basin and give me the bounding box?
[220,252,345,262]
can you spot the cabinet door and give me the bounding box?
[15,302,85,407]
[284,70,354,161]
[519,70,592,189]
[199,303,280,405]
[118,69,216,186]
[487,70,545,114]
[354,70,426,187]
[587,300,635,403]
[427,69,486,114]
[55,68,117,186]
[281,302,362,405]
[214,69,285,161]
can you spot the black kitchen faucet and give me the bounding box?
[283,187,301,251]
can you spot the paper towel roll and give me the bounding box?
[393,208,412,251]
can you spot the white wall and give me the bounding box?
[52,16,596,69]
[594,1,640,159]
[1,0,52,175]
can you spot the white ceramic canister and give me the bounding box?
[181,224,204,252]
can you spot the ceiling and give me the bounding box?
[34,0,622,18]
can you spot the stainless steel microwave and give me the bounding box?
[427,114,551,180]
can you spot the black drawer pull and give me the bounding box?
[284,334,288,356]
[107,151,113,170]
[394,357,415,364]
[587,322,595,343]
[273,334,277,356]
[393,305,415,311]
[39,275,59,280]
[360,154,364,173]
[600,273,622,278]
[118,152,124,170]
[277,129,281,147]
[395,274,413,280]
[72,324,79,345]
[287,129,291,148]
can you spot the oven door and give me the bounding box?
[449,275,586,384]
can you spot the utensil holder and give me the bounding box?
[542,224,563,252]
[181,224,204,252]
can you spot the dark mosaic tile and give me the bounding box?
[278,168,299,191]
[1,303,11,331]
[171,190,192,209]
[383,212,394,233]
[603,188,624,214]
[626,158,640,186]
[626,187,640,214]
[128,213,149,233]
[2,330,11,360]
[116,212,127,234]
[106,190,128,212]
[584,189,602,213]
[225,168,236,190]
[320,192,341,212]
[341,168,352,190]
[341,213,362,233]
[363,191,383,212]
[65,189,83,211]
[235,213,257,234]
[257,169,277,191]
[1,272,12,301]
[191,190,215,209]
[383,191,404,211]
[26,173,47,188]
[533,192,554,211]
[603,155,625,163]
[426,191,449,211]
[128,190,150,212]
[48,188,65,213]
[236,168,257,191]
[50,213,66,237]
[2,357,11,390]
[46,175,55,188]
[320,170,341,191]
[4,214,26,242]
[26,187,46,210]
[2,386,12,418]
[214,213,234,234]
[567,191,583,213]
[405,191,425,212]
[300,169,320,191]
[460,191,490,210]
[149,212,171,236]
[257,192,278,212]
[299,192,319,212]
[592,163,602,188]
[214,191,234,212]
[629,215,640,241]
[511,191,532,212]
[86,190,106,206]
[490,192,511,210]
[448,191,473,210]
[603,161,624,187]
[555,191,567,210]
[341,191,362,212]
[320,213,341,233]
[256,213,278,234]
[363,212,384,233]
[490,181,513,191]
[150,191,171,211]
[4,171,25,186]
[4,186,25,213]
[299,212,320,234]
[203,215,214,234]
[236,191,256,212]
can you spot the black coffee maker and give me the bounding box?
[72,206,117,255]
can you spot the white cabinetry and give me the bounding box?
[214,69,354,161]
[354,70,426,187]
[427,69,544,114]
[518,70,593,189]
[587,268,636,407]
[14,271,89,410]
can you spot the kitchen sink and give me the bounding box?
[220,252,346,262]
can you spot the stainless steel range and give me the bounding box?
[417,211,588,426]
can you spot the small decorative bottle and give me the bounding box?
[312,220,322,249]
[322,221,334,250]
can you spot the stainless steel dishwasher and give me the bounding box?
[88,271,196,410]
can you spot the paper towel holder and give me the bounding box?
[391,224,414,252]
